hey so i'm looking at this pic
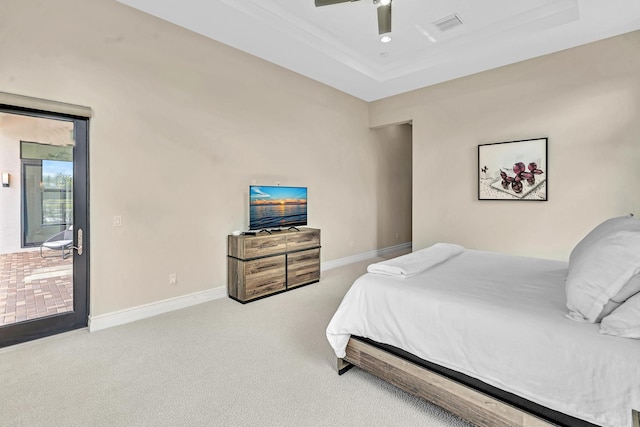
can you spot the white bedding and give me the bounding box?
[326,249,640,427]
[366,243,463,278]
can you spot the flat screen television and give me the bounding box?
[249,185,307,230]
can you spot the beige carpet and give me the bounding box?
[0,251,471,427]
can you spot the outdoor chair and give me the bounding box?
[40,226,74,259]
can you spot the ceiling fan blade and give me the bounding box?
[377,4,391,34]
[315,0,359,6]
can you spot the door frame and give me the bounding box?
[0,104,90,348]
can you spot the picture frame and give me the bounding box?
[478,137,548,201]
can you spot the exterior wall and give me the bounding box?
[0,124,22,253]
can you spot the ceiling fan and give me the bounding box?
[314,0,392,35]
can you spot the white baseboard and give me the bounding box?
[88,286,227,332]
[321,241,412,272]
[89,242,411,332]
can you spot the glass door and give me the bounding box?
[0,107,88,348]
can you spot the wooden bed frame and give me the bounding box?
[338,336,613,427]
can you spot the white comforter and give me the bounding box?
[326,249,640,427]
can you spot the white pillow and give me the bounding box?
[599,292,640,339]
[597,274,640,321]
[566,215,640,323]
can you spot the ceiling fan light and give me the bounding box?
[380,35,392,43]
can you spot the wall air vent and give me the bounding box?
[432,13,464,32]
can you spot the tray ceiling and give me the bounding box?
[116,0,640,101]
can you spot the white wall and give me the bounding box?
[370,31,640,260]
[0,0,412,316]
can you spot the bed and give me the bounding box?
[326,216,640,427]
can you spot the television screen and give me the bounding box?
[249,186,307,230]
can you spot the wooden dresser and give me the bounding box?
[227,228,321,303]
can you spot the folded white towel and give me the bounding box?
[367,243,464,279]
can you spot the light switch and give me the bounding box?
[113,215,122,227]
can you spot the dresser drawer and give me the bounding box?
[286,229,320,252]
[230,255,286,301]
[287,248,320,288]
[229,234,287,259]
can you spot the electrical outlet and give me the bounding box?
[169,273,177,285]
[113,215,122,227]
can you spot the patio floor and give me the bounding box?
[0,250,73,327]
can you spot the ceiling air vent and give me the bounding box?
[432,13,463,32]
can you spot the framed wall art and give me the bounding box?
[478,138,547,201]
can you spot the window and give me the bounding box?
[20,142,73,247]
[41,160,73,225]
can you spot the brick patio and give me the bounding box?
[0,251,73,327]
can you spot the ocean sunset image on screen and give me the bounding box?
[249,186,308,230]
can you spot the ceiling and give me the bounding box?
[115,0,640,101]
[0,113,74,147]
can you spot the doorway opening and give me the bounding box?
[372,122,413,251]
